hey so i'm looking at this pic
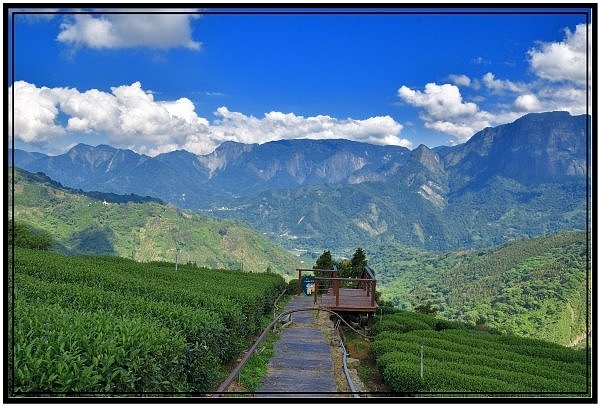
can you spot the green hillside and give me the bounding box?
[371,311,590,395]
[8,168,301,277]
[370,231,590,346]
[9,247,286,393]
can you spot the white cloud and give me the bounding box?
[425,120,482,141]
[11,8,59,22]
[449,74,471,87]
[471,56,490,65]
[211,107,410,148]
[201,106,412,151]
[52,86,120,133]
[529,23,590,85]
[534,86,588,115]
[524,23,591,116]
[398,83,479,120]
[8,81,65,142]
[482,72,527,94]
[57,13,201,50]
[514,94,542,112]
[399,23,591,143]
[398,83,493,141]
[9,81,410,156]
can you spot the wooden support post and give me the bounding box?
[297,269,301,295]
[371,280,376,307]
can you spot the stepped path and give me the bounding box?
[255,295,338,397]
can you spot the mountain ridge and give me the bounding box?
[9,167,301,276]
[10,111,590,252]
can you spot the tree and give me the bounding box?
[314,250,335,286]
[414,303,438,316]
[350,247,368,277]
[314,250,334,270]
[337,258,351,275]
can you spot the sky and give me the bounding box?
[7,6,593,156]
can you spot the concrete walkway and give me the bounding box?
[255,295,338,397]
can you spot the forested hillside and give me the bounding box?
[12,112,590,253]
[8,167,300,277]
[370,231,589,346]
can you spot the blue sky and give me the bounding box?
[7,6,592,156]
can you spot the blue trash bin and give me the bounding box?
[301,275,315,295]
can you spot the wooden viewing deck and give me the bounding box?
[296,266,378,315]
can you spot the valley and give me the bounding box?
[7,110,592,365]
[8,168,302,277]
[7,7,594,398]
[11,111,590,253]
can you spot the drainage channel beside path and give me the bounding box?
[254,295,338,397]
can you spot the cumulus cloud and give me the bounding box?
[57,13,201,50]
[399,22,591,143]
[398,83,492,141]
[529,23,590,85]
[8,81,65,142]
[9,81,410,156]
[398,83,479,120]
[524,22,591,116]
[449,74,471,87]
[514,94,542,112]
[212,108,409,148]
[482,72,527,94]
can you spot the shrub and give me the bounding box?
[8,221,53,250]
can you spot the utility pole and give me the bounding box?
[420,342,424,379]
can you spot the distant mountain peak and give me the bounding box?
[11,111,588,253]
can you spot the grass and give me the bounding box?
[222,293,293,394]
[340,326,389,394]
[238,328,282,391]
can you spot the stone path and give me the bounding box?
[255,295,338,397]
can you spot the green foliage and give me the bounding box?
[371,231,589,345]
[371,312,435,336]
[9,247,286,394]
[9,167,300,277]
[414,303,438,316]
[346,247,368,278]
[371,311,589,395]
[238,328,281,391]
[212,171,587,254]
[379,356,426,392]
[313,247,369,278]
[8,220,53,250]
[314,250,334,270]
[287,279,299,294]
[13,301,189,392]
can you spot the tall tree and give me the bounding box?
[314,250,335,287]
[314,250,335,270]
[350,247,368,277]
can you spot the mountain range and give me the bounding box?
[10,111,591,253]
[11,137,413,208]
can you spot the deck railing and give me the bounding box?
[297,266,377,308]
[297,267,336,296]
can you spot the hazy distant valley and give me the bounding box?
[11,111,590,256]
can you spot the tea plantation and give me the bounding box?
[8,247,286,394]
[371,311,590,395]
